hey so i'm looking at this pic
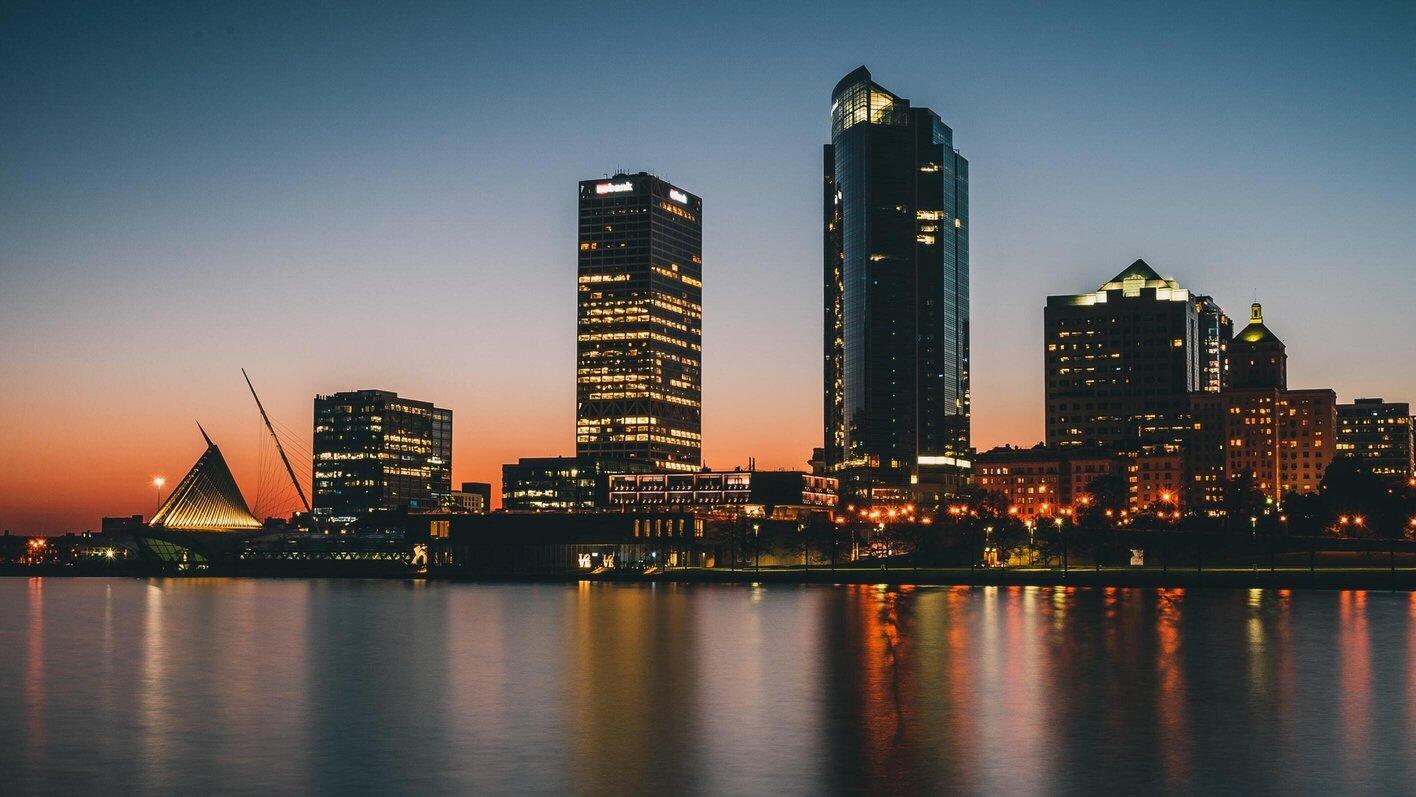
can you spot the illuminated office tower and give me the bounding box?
[576,173,702,472]
[1044,260,1202,449]
[823,66,970,502]
[312,389,452,521]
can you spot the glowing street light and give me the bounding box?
[153,476,166,514]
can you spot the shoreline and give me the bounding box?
[6,564,1416,591]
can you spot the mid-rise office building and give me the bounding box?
[1045,259,1202,449]
[576,172,702,473]
[822,66,970,502]
[312,389,452,521]
[1189,304,1335,510]
[1337,398,1414,480]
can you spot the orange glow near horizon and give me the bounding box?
[0,363,1045,533]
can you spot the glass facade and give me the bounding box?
[1193,294,1232,394]
[312,389,452,520]
[576,173,702,472]
[824,66,970,499]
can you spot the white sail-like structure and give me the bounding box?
[149,425,262,531]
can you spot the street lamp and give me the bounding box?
[752,523,760,573]
[153,477,166,514]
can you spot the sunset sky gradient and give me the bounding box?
[3,1,1414,532]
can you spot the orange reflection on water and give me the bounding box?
[569,583,700,795]
[1155,588,1190,785]
[1338,590,1371,778]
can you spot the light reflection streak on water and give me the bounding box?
[139,581,168,794]
[25,578,44,776]
[1340,590,1372,783]
[1156,588,1189,786]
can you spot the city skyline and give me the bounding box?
[4,2,1416,532]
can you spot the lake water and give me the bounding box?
[3,578,1415,795]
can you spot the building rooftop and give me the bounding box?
[1235,302,1281,344]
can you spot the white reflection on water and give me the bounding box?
[139,580,168,793]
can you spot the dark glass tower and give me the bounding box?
[824,67,969,501]
[312,389,452,521]
[576,173,702,472]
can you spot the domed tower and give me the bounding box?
[1229,302,1287,390]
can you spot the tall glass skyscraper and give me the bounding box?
[576,172,702,472]
[823,67,970,501]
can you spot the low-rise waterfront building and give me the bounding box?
[606,470,838,519]
[973,444,1187,517]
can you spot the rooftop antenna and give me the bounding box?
[242,368,311,514]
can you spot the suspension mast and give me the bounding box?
[242,368,312,514]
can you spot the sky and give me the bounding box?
[2,0,1414,532]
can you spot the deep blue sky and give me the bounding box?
[3,0,1414,530]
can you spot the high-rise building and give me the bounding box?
[312,389,452,521]
[1193,294,1233,393]
[1189,304,1335,510]
[576,173,702,472]
[1045,259,1202,449]
[1337,398,1414,480]
[823,66,970,502]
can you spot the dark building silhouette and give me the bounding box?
[576,173,702,473]
[312,389,452,521]
[1337,398,1414,480]
[822,66,970,503]
[1044,259,1202,449]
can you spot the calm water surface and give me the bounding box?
[2,578,1415,795]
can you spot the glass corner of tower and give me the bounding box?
[832,66,872,100]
